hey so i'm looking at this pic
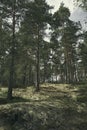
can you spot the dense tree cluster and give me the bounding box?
[0,0,87,99]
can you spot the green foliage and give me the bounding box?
[52,3,70,28]
[0,0,87,98]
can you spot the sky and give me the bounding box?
[46,0,75,13]
[44,0,87,41]
[46,0,87,30]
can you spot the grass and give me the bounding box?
[0,83,87,130]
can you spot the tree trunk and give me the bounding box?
[36,26,40,91]
[22,63,27,87]
[43,61,47,83]
[7,1,16,100]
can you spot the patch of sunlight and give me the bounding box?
[0,87,7,97]
[30,94,49,101]
[0,127,4,130]
[71,93,77,100]
[77,103,86,112]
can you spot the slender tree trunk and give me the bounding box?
[22,63,27,86]
[28,64,34,85]
[7,1,16,99]
[65,59,68,83]
[43,61,47,83]
[36,26,40,91]
[56,75,57,83]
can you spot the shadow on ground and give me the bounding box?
[0,97,30,105]
[0,84,87,130]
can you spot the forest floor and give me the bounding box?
[0,83,87,130]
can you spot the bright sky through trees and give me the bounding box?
[46,0,75,13]
[46,0,87,30]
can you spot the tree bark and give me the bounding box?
[36,26,40,91]
[7,1,16,100]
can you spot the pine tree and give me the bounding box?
[20,0,52,91]
[0,0,30,99]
